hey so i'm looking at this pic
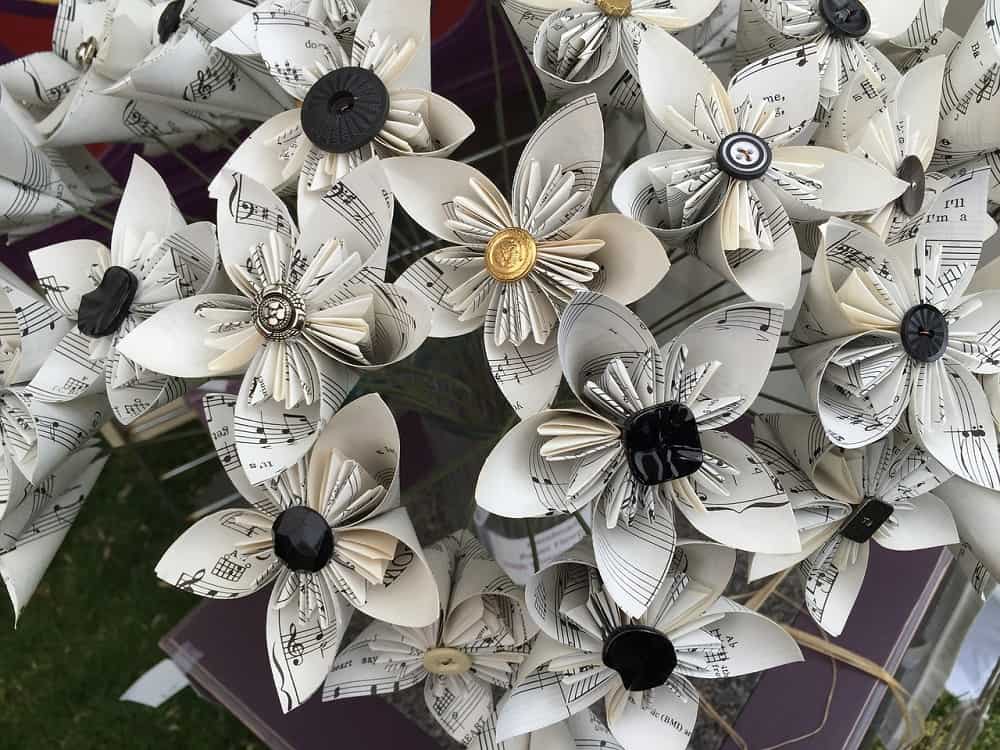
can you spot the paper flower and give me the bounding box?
[118,159,431,483]
[930,2,1000,207]
[323,530,538,748]
[734,0,923,108]
[499,0,722,113]
[812,55,946,241]
[27,156,220,426]
[0,441,107,624]
[493,539,802,748]
[614,28,905,308]
[386,96,669,418]
[750,413,958,635]
[0,99,119,241]
[209,0,474,219]
[477,292,798,618]
[0,0,235,147]
[97,0,290,121]
[0,265,109,488]
[790,172,1000,489]
[157,392,438,712]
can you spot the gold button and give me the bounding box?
[485,228,537,283]
[422,647,473,676]
[597,0,631,16]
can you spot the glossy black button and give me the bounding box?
[900,303,949,363]
[819,0,871,38]
[603,625,677,691]
[77,266,139,338]
[157,0,185,44]
[840,498,894,543]
[623,402,703,486]
[300,66,390,154]
[716,132,772,180]
[272,506,334,573]
[896,155,926,217]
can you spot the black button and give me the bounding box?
[896,155,926,217]
[840,498,894,543]
[157,0,185,44]
[77,266,139,338]
[819,0,871,38]
[900,303,949,363]
[300,66,390,154]
[623,402,703,486]
[602,625,677,691]
[716,132,772,181]
[272,506,334,573]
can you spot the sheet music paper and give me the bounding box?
[120,159,432,483]
[750,413,958,635]
[790,172,1000,490]
[27,156,221,425]
[499,0,723,114]
[324,530,537,747]
[476,291,798,620]
[493,539,801,744]
[619,27,907,308]
[157,392,438,712]
[387,95,669,418]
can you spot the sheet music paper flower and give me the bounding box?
[477,292,798,618]
[0,0,235,147]
[27,156,220,426]
[929,1,1000,207]
[96,0,291,121]
[812,55,945,241]
[499,0,722,113]
[208,0,474,219]
[734,0,922,109]
[614,28,905,308]
[386,96,669,418]
[0,441,107,624]
[750,413,958,635]
[157,393,438,712]
[118,159,431,484]
[493,540,802,748]
[790,172,1000,489]
[0,94,119,241]
[323,530,538,748]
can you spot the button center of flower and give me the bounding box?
[77,266,139,338]
[602,625,677,691]
[422,647,472,675]
[716,132,772,180]
[272,506,334,573]
[840,497,894,543]
[597,0,631,17]
[485,228,537,282]
[300,66,390,154]
[623,402,704,485]
[253,284,306,341]
[899,303,948,363]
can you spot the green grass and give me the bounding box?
[0,432,261,749]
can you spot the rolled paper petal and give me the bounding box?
[155,507,280,598]
[266,573,351,713]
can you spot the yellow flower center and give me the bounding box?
[597,0,631,17]
[422,647,472,676]
[485,228,537,283]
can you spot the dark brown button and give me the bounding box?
[77,266,139,338]
[300,66,390,154]
[603,625,677,691]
